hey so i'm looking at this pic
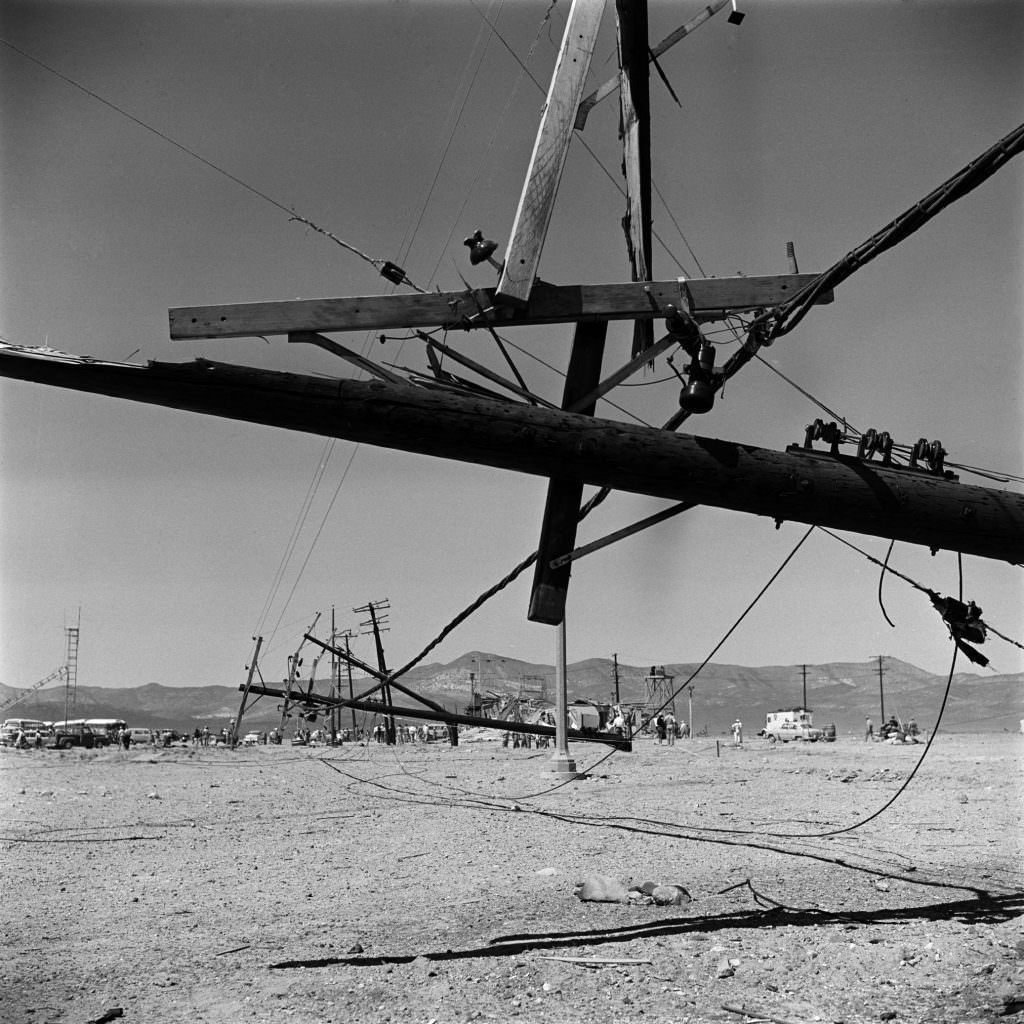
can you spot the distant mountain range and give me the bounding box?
[1,653,1020,738]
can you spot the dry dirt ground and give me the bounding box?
[3,731,1023,1024]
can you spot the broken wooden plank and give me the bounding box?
[288,331,409,386]
[576,0,730,128]
[528,319,607,625]
[495,0,606,307]
[169,274,831,339]
[616,0,654,357]
[566,330,678,413]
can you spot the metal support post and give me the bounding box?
[550,616,579,776]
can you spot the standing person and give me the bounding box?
[655,714,666,745]
[665,712,677,745]
[864,716,874,741]
[732,719,743,746]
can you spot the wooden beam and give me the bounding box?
[4,346,1021,563]
[616,0,654,357]
[169,274,831,339]
[575,0,729,129]
[495,0,605,307]
[528,320,608,624]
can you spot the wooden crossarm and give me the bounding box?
[169,274,831,339]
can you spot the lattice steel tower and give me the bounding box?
[644,665,675,716]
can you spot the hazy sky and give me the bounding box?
[1,0,1021,694]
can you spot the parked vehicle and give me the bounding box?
[758,707,824,743]
[1,719,50,746]
[84,719,126,746]
[126,727,155,745]
[50,723,101,749]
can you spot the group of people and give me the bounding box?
[865,714,919,741]
[651,712,688,744]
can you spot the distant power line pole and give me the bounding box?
[801,664,808,708]
[612,653,620,704]
[875,655,886,723]
[356,599,393,744]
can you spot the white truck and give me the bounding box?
[759,707,829,743]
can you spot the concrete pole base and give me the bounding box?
[550,752,581,778]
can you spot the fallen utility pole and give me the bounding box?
[242,683,632,751]
[3,347,1021,564]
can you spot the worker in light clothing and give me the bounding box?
[732,719,743,746]
[864,716,874,741]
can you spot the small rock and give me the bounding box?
[347,941,364,954]
[652,884,691,906]
[957,793,969,804]
[535,867,558,877]
[716,958,735,979]
[574,875,629,903]
[147,791,160,800]
[879,1011,897,1021]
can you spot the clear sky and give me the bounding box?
[1,0,1021,692]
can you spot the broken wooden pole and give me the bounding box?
[529,319,607,624]
[241,683,633,750]
[616,0,655,357]
[2,348,1021,563]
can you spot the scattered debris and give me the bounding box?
[86,1009,124,1024]
[574,875,629,903]
[717,957,740,978]
[538,956,652,966]
[214,944,251,957]
[574,874,692,906]
[721,1002,805,1024]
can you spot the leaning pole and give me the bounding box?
[2,346,1022,564]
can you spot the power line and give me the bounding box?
[0,35,418,288]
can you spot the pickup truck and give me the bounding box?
[50,723,101,749]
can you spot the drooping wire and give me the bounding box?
[646,525,816,722]
[252,438,336,638]
[821,528,1024,654]
[877,539,897,628]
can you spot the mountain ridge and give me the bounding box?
[2,655,1020,737]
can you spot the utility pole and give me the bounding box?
[876,655,886,724]
[801,664,808,709]
[329,607,339,744]
[356,599,393,744]
[233,635,263,747]
[688,685,693,740]
[612,652,620,704]
[340,629,357,737]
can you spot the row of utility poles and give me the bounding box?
[800,657,887,722]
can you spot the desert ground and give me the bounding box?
[2,730,1022,1024]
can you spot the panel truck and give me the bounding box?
[759,707,832,743]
